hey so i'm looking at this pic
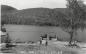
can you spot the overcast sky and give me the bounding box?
[1,0,86,10]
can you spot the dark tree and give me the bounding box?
[61,0,86,45]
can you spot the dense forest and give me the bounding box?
[1,1,86,26]
[1,5,69,26]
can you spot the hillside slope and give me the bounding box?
[1,6,67,26]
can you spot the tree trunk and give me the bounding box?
[45,34,48,46]
[69,31,74,45]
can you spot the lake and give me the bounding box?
[4,24,86,42]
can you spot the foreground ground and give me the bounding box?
[0,40,86,54]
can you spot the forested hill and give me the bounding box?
[1,5,69,26]
[1,5,17,15]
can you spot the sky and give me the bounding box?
[1,0,86,10]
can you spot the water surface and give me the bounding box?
[4,24,86,42]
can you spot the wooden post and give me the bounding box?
[58,51,62,54]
